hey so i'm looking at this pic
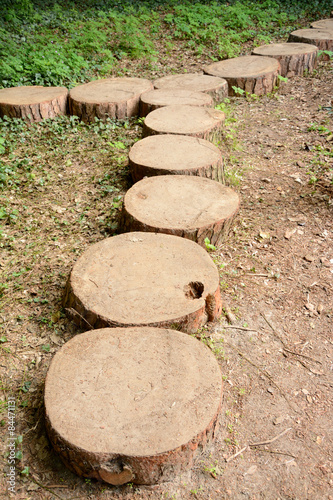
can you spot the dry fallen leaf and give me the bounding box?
[284,228,297,239]
[244,465,257,476]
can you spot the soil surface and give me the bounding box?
[0,55,332,500]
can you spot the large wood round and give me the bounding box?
[203,56,281,96]
[129,135,224,183]
[45,327,223,485]
[311,19,333,30]
[63,232,222,332]
[0,86,68,122]
[288,29,333,56]
[139,88,213,117]
[68,78,153,122]
[153,73,228,104]
[142,105,225,142]
[119,175,240,247]
[252,43,318,77]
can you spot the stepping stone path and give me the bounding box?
[252,43,318,77]
[310,18,333,30]
[119,175,240,248]
[45,327,223,485]
[42,15,331,484]
[142,105,225,141]
[0,86,68,122]
[68,77,153,122]
[153,73,228,104]
[139,88,213,117]
[288,29,333,57]
[129,134,224,183]
[64,232,222,333]
[203,55,281,96]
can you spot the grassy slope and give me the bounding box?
[0,0,330,88]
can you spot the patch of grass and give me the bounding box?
[1,0,330,87]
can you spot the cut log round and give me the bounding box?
[142,105,225,142]
[310,18,333,30]
[0,86,68,122]
[288,29,333,57]
[153,73,228,104]
[129,134,224,183]
[45,327,223,485]
[63,232,222,332]
[119,175,240,247]
[252,43,318,77]
[68,78,153,122]
[139,88,213,117]
[203,56,281,96]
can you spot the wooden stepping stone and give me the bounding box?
[64,232,222,332]
[288,29,333,57]
[0,86,68,122]
[203,55,281,96]
[119,175,240,248]
[129,134,224,183]
[311,18,333,30]
[142,105,225,142]
[45,327,223,485]
[68,77,153,123]
[153,73,228,104]
[139,88,213,117]
[252,43,318,77]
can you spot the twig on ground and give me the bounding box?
[226,445,248,462]
[221,326,258,332]
[225,429,294,462]
[260,313,286,345]
[245,273,271,277]
[222,304,237,325]
[65,307,93,330]
[249,428,292,447]
[282,347,322,365]
[225,341,299,413]
[29,477,65,500]
[294,359,324,376]
[254,449,297,459]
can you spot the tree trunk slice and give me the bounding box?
[288,29,333,59]
[0,86,68,122]
[63,232,222,333]
[142,105,225,142]
[139,88,213,117]
[119,175,240,248]
[203,56,281,96]
[153,73,228,104]
[129,134,224,184]
[252,43,318,77]
[45,327,223,485]
[311,19,333,30]
[68,78,153,123]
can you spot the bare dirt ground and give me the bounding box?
[0,55,332,499]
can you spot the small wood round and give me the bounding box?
[129,135,224,183]
[139,88,213,117]
[63,232,222,332]
[153,73,228,104]
[311,18,333,30]
[203,55,281,96]
[45,327,223,485]
[252,43,318,77]
[68,78,153,122]
[288,29,333,57]
[142,105,225,142]
[119,175,240,247]
[0,86,68,122]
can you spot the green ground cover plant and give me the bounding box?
[0,0,331,88]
